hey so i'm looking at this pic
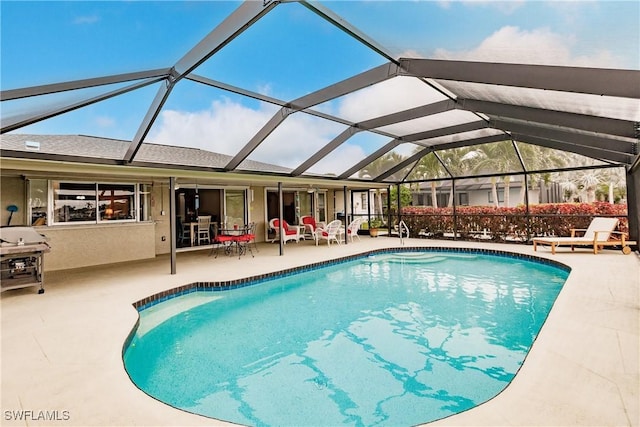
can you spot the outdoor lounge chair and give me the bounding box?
[532,217,634,255]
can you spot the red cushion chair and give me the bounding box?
[270,219,301,243]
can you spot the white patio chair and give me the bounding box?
[315,219,343,246]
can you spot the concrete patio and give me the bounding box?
[1,237,638,426]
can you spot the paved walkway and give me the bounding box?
[1,238,638,426]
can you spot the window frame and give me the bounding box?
[488,189,505,204]
[42,180,145,226]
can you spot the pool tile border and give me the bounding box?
[132,247,570,312]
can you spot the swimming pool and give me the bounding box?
[123,249,569,426]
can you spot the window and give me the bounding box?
[458,192,469,206]
[488,189,505,204]
[425,193,449,207]
[28,179,48,226]
[138,184,152,222]
[53,182,97,223]
[360,193,368,210]
[45,180,146,225]
[298,191,313,219]
[317,192,326,223]
[98,183,135,220]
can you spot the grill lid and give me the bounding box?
[0,226,48,245]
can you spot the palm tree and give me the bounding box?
[578,170,601,203]
[604,167,625,204]
[514,142,567,204]
[410,151,445,208]
[465,140,519,207]
[358,153,403,216]
[436,147,473,206]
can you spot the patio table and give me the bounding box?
[210,226,253,259]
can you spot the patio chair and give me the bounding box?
[177,216,191,246]
[315,219,343,246]
[346,217,364,243]
[532,217,633,255]
[241,222,258,254]
[269,218,301,244]
[301,216,326,240]
[197,215,211,245]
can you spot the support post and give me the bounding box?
[452,178,457,240]
[626,167,639,249]
[169,177,177,275]
[278,182,284,256]
[343,186,348,243]
[347,189,354,244]
[524,172,531,243]
[395,184,400,239]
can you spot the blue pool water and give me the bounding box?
[124,251,569,426]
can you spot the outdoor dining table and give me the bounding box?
[210,226,253,259]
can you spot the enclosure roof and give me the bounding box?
[1,1,639,182]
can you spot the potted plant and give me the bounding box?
[368,218,384,237]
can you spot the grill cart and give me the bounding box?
[1,226,50,294]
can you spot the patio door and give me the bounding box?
[223,189,248,227]
[266,190,297,225]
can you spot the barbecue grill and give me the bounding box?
[1,226,50,294]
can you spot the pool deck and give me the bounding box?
[1,237,638,427]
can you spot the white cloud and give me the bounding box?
[433,25,620,67]
[337,77,447,122]
[309,143,367,176]
[150,97,278,156]
[149,97,347,173]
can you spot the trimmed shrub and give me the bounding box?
[400,202,628,242]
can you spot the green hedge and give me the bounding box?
[399,202,629,242]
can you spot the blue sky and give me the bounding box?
[2,1,638,174]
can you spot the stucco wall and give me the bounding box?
[250,187,267,242]
[152,182,171,255]
[39,223,156,271]
[1,176,27,226]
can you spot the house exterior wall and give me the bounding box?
[465,186,531,207]
[1,176,27,226]
[152,182,171,255]
[1,157,370,271]
[41,223,156,271]
[1,175,158,271]
[251,186,266,243]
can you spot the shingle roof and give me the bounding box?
[0,134,292,174]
